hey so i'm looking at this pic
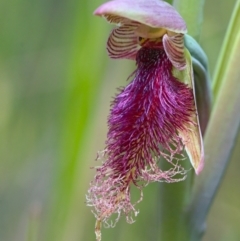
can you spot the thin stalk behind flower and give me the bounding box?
[212,0,240,99]
[186,1,240,239]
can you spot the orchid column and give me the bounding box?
[86,1,204,240]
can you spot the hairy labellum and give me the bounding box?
[87,45,196,230]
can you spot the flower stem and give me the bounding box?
[212,0,240,100]
[186,1,240,239]
[157,159,192,240]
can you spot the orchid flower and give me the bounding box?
[86,0,204,240]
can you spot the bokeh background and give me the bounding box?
[0,0,239,240]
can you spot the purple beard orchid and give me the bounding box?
[86,0,204,240]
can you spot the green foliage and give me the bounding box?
[173,0,205,39]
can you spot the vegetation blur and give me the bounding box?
[0,0,239,240]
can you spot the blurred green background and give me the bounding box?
[0,0,239,240]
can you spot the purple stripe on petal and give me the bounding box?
[103,14,128,25]
[107,23,140,59]
[163,33,186,70]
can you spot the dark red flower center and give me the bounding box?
[105,45,195,182]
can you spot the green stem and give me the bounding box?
[26,204,41,241]
[192,58,211,134]
[212,0,240,100]
[186,1,240,240]
[158,161,192,240]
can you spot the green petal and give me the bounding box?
[173,49,204,174]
